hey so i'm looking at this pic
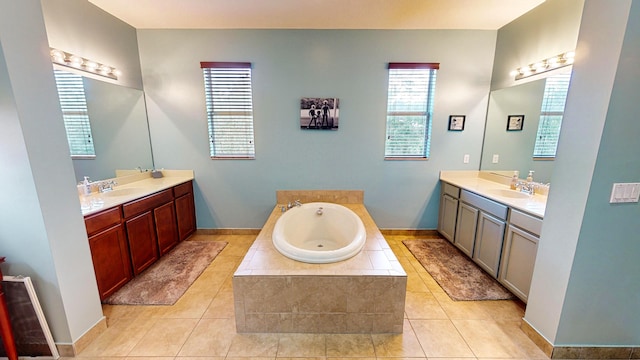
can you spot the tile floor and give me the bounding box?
[76,233,550,360]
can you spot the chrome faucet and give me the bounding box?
[287,200,302,209]
[516,180,535,195]
[98,180,118,193]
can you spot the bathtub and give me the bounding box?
[272,202,366,263]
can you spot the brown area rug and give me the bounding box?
[403,238,515,301]
[103,240,227,305]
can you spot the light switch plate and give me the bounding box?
[610,183,640,203]
[463,154,470,164]
[492,154,499,163]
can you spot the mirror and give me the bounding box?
[480,71,571,184]
[64,72,154,182]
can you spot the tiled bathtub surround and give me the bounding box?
[233,191,407,333]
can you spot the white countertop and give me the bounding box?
[80,170,194,216]
[440,171,546,218]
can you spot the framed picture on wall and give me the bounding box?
[507,115,525,131]
[448,115,465,131]
[300,97,340,130]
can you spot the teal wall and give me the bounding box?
[137,29,497,229]
[0,0,103,344]
[555,0,640,344]
[525,0,638,345]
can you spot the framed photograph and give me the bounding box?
[300,97,340,130]
[448,115,466,131]
[507,115,525,131]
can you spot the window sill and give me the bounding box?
[210,156,255,160]
[384,157,429,161]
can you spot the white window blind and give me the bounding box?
[384,63,439,159]
[53,70,96,158]
[533,73,571,158]
[201,62,255,159]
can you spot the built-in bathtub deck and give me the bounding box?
[232,190,407,333]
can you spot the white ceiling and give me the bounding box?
[88,0,545,30]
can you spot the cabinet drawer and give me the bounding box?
[509,209,543,236]
[85,206,122,236]
[173,181,193,197]
[442,182,460,198]
[460,190,508,220]
[123,189,173,218]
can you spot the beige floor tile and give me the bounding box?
[178,318,236,357]
[277,334,326,357]
[78,316,157,357]
[127,318,199,356]
[325,334,375,357]
[158,289,214,319]
[410,319,475,358]
[476,299,526,321]
[406,273,430,292]
[202,290,235,318]
[431,291,492,320]
[494,319,550,359]
[371,319,425,357]
[87,234,547,360]
[226,333,280,357]
[404,291,448,319]
[452,319,527,358]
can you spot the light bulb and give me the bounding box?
[50,49,65,63]
[69,55,83,67]
[85,61,98,70]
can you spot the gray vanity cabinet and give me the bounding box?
[499,209,542,303]
[437,182,460,243]
[455,190,508,276]
[473,211,506,278]
[454,202,478,257]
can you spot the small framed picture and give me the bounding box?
[507,115,525,131]
[448,115,466,131]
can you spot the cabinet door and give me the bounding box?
[438,194,458,243]
[472,212,506,278]
[454,202,478,257]
[175,193,196,241]
[499,225,539,303]
[125,211,159,275]
[155,201,179,256]
[88,224,132,300]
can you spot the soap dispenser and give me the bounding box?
[82,176,91,196]
[510,171,519,190]
[526,170,534,183]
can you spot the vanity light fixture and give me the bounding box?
[49,48,120,80]
[510,51,575,80]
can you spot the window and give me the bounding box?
[53,70,96,158]
[384,62,439,159]
[201,62,256,159]
[533,73,571,158]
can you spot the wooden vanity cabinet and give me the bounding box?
[124,211,159,275]
[84,206,132,300]
[122,189,173,275]
[85,181,196,299]
[174,181,196,241]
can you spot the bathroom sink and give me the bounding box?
[488,189,531,199]
[102,188,144,197]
